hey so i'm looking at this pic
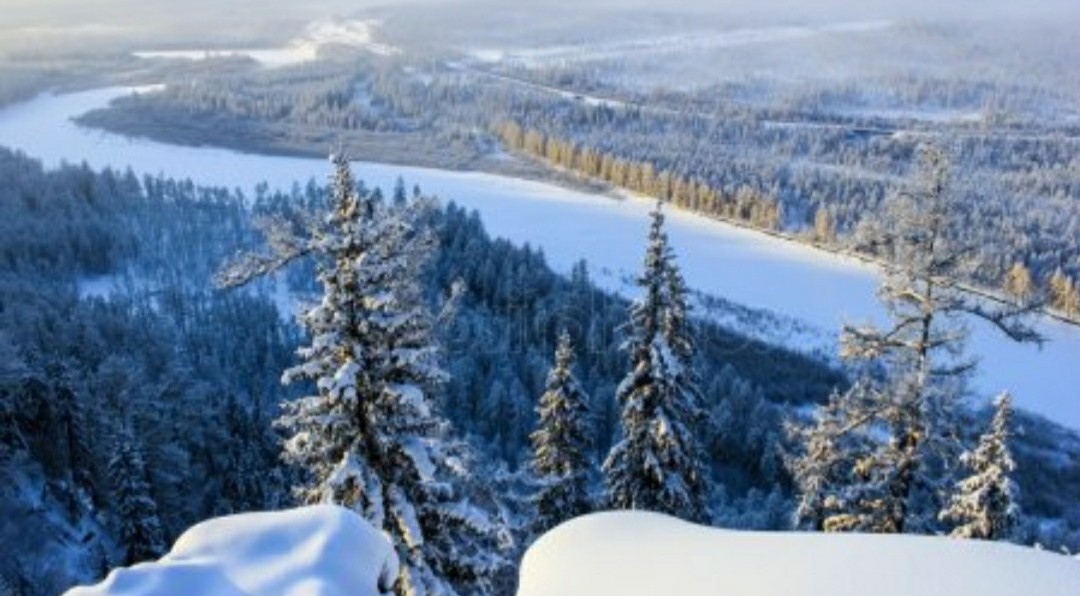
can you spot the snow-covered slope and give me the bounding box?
[518,511,1080,596]
[64,505,398,596]
[467,21,892,67]
[1,87,1079,430]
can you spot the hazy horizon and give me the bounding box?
[4,0,1078,40]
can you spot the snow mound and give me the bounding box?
[65,505,398,596]
[518,511,1080,596]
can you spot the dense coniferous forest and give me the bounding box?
[82,49,1080,321]
[2,145,1079,594]
[0,147,843,593]
[1,4,1079,594]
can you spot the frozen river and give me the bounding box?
[0,86,1077,429]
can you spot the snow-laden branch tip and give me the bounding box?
[952,300,1044,347]
[215,216,315,289]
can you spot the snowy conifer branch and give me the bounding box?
[215,216,314,289]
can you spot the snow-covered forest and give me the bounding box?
[1,146,1078,594]
[76,20,1080,315]
[0,148,835,592]
[2,1,1080,594]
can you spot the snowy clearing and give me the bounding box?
[0,87,1078,429]
[64,505,398,596]
[518,511,1080,596]
[466,21,892,67]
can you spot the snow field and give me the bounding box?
[518,511,1080,596]
[64,506,1080,595]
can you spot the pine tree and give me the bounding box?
[836,146,1040,534]
[788,383,875,531]
[790,379,924,534]
[54,379,101,517]
[393,175,408,205]
[223,155,503,595]
[603,201,709,523]
[813,206,835,244]
[108,425,166,566]
[63,385,96,500]
[214,398,282,516]
[530,331,594,535]
[1003,262,1034,304]
[825,425,911,534]
[1049,269,1080,317]
[940,393,1021,541]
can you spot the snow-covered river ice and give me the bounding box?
[1,86,1077,429]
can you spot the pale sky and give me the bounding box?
[2,0,1076,48]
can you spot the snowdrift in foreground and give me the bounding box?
[65,505,398,596]
[519,512,1080,596]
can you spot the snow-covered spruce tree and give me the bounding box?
[603,201,709,523]
[835,145,1040,534]
[219,154,503,595]
[788,382,876,531]
[940,393,1020,541]
[108,424,166,566]
[60,383,98,506]
[530,330,594,535]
